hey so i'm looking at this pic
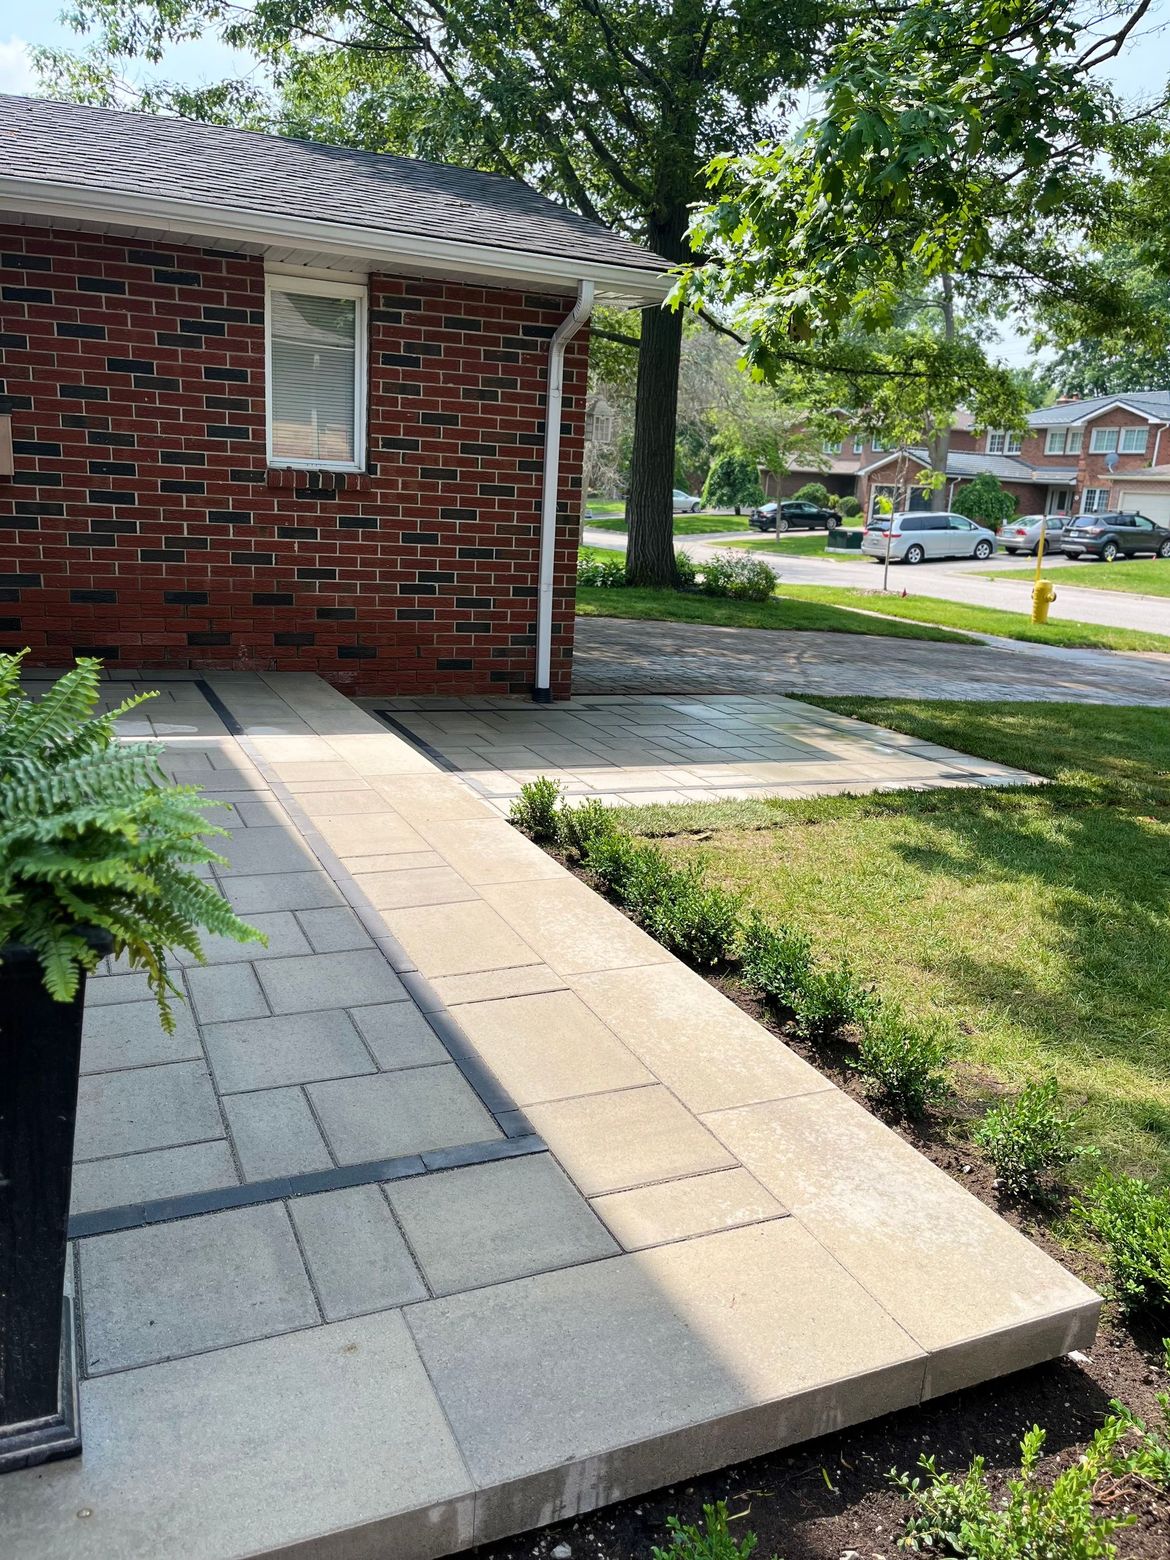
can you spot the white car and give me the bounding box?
[861,511,997,564]
[1000,514,1072,556]
[672,488,702,513]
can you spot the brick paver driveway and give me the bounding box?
[574,617,1170,702]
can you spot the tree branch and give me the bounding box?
[592,326,641,348]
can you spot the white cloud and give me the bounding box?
[0,36,35,95]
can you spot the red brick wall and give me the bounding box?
[0,226,587,696]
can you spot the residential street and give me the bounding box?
[582,527,1170,637]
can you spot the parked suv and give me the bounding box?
[861,511,997,564]
[749,499,839,532]
[1060,512,1170,562]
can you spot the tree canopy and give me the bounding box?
[952,474,1017,528]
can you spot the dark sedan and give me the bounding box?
[749,499,840,533]
[1060,512,1170,562]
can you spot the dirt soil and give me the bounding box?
[481,853,1170,1560]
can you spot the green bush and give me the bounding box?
[645,869,742,966]
[652,1502,759,1560]
[894,1420,1137,1559]
[619,841,679,921]
[739,911,813,1009]
[674,548,698,588]
[0,652,262,1026]
[508,776,563,841]
[699,552,776,603]
[837,495,863,519]
[788,961,877,1046]
[792,481,832,509]
[583,828,642,894]
[576,550,627,587]
[1077,1172,1170,1322]
[556,797,617,858]
[855,1003,954,1115]
[701,453,764,515]
[973,1079,1081,1197]
[952,471,1017,530]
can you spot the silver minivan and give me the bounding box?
[861,511,997,564]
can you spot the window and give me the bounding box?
[1089,426,1118,454]
[1045,428,1066,455]
[1066,428,1083,455]
[823,439,843,455]
[1120,426,1149,454]
[871,436,890,453]
[987,430,1006,454]
[853,437,865,455]
[1005,432,1022,454]
[266,275,367,470]
[1082,487,1110,513]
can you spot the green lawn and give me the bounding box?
[576,583,976,642]
[780,582,1170,654]
[725,532,858,560]
[984,557,1170,598]
[617,700,1170,1182]
[589,514,751,536]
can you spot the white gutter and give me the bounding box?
[0,177,668,305]
[534,279,594,702]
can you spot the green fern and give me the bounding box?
[0,651,263,1027]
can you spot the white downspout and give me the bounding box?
[534,279,594,702]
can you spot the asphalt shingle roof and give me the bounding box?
[1028,391,1170,426]
[0,94,663,277]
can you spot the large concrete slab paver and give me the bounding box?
[221,869,345,913]
[74,1059,223,1161]
[591,1169,787,1251]
[203,1009,377,1093]
[479,877,674,976]
[707,1089,1101,1396]
[186,961,269,1024]
[256,948,409,1013]
[378,899,540,977]
[388,1156,619,1296]
[80,998,201,1074]
[569,963,831,1113]
[446,989,654,1105]
[406,1219,926,1543]
[288,1186,428,1319]
[222,1086,334,1179]
[79,1204,319,1373]
[522,1085,736,1196]
[414,818,566,884]
[69,1140,239,1217]
[348,1002,450,1070]
[308,1065,503,1164]
[6,1312,476,1560]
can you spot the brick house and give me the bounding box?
[0,95,666,697]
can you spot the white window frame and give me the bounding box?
[1089,426,1119,454]
[822,439,843,455]
[1082,487,1110,513]
[1004,432,1023,455]
[1065,428,1082,455]
[852,436,865,455]
[1044,428,1065,455]
[1120,425,1148,454]
[986,430,1007,454]
[265,273,368,472]
[871,436,890,453]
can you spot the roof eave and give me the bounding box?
[0,175,672,306]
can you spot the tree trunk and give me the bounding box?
[929,273,956,511]
[625,205,689,588]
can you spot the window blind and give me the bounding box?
[269,287,358,465]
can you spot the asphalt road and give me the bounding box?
[582,526,1170,638]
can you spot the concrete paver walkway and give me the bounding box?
[572,615,1170,702]
[6,672,1099,1560]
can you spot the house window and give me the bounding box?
[823,439,843,455]
[1045,428,1066,455]
[987,430,1006,454]
[266,275,367,470]
[853,437,865,455]
[1089,426,1119,454]
[1082,487,1110,513]
[1120,426,1149,454]
[1065,428,1082,454]
[871,436,890,453]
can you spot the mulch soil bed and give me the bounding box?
[480,846,1170,1560]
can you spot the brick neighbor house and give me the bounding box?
[0,95,666,696]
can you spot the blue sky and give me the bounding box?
[2,2,1167,364]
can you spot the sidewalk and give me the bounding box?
[6,672,1098,1560]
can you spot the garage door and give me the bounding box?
[1119,490,1170,523]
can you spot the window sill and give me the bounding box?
[266,467,372,494]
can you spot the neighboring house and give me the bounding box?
[856,392,1170,519]
[0,95,667,697]
[759,410,979,504]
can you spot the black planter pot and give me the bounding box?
[0,934,111,1473]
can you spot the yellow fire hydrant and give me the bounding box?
[1031,578,1057,625]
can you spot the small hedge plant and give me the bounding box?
[973,1079,1081,1198]
[699,552,776,603]
[1077,1172,1170,1324]
[507,775,563,840]
[0,652,262,1027]
[652,1502,761,1560]
[837,495,863,519]
[855,1003,954,1116]
[576,551,627,588]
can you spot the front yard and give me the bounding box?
[985,558,1170,598]
[589,513,751,535]
[617,699,1170,1181]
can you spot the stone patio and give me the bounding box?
[5,672,1099,1560]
